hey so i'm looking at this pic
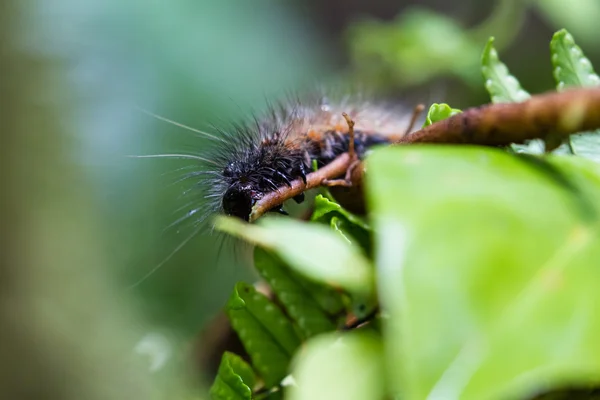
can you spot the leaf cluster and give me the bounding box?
[209,29,600,400]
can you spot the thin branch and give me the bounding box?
[398,87,600,146]
[249,153,350,222]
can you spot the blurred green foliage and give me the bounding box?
[6,0,334,396]
[370,147,600,400]
[346,0,600,103]
[208,28,600,399]
[6,0,600,398]
[31,0,334,336]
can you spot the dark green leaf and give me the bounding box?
[254,248,342,339]
[289,275,346,318]
[210,352,256,400]
[226,282,301,387]
[330,216,352,244]
[311,195,372,255]
[368,146,600,399]
[349,292,379,321]
[256,389,284,400]
[422,103,462,127]
[550,29,600,162]
[311,195,370,231]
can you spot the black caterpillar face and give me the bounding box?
[222,182,255,221]
[219,149,309,221]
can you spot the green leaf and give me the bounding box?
[254,248,342,339]
[547,155,600,211]
[209,352,256,400]
[551,29,600,90]
[550,29,600,162]
[564,133,600,163]
[422,103,462,127]
[216,216,374,296]
[226,282,301,388]
[311,195,372,255]
[286,272,346,318]
[367,146,600,399]
[309,197,377,316]
[481,36,531,103]
[480,36,543,154]
[288,332,386,400]
[311,195,370,231]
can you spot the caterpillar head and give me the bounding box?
[222,181,256,221]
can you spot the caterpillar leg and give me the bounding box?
[321,159,360,187]
[268,204,289,216]
[322,112,359,188]
[404,104,426,136]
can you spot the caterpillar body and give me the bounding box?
[197,93,415,222]
[131,92,417,286]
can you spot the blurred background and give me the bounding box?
[2,0,599,398]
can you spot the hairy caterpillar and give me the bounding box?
[178,93,416,222]
[131,92,418,284]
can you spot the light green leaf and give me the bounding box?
[422,103,462,127]
[288,332,385,400]
[216,216,374,296]
[367,146,600,400]
[226,282,301,388]
[481,36,530,103]
[550,29,600,162]
[209,352,256,400]
[564,134,600,163]
[254,248,342,339]
[551,29,600,90]
[547,155,600,208]
[480,36,544,154]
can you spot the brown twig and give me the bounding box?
[343,112,355,159]
[249,153,350,222]
[398,87,600,146]
[404,103,426,136]
[249,87,600,221]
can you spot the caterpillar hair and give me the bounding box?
[129,91,420,285]
[192,92,419,223]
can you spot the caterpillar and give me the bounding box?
[130,92,418,285]
[180,92,418,223]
